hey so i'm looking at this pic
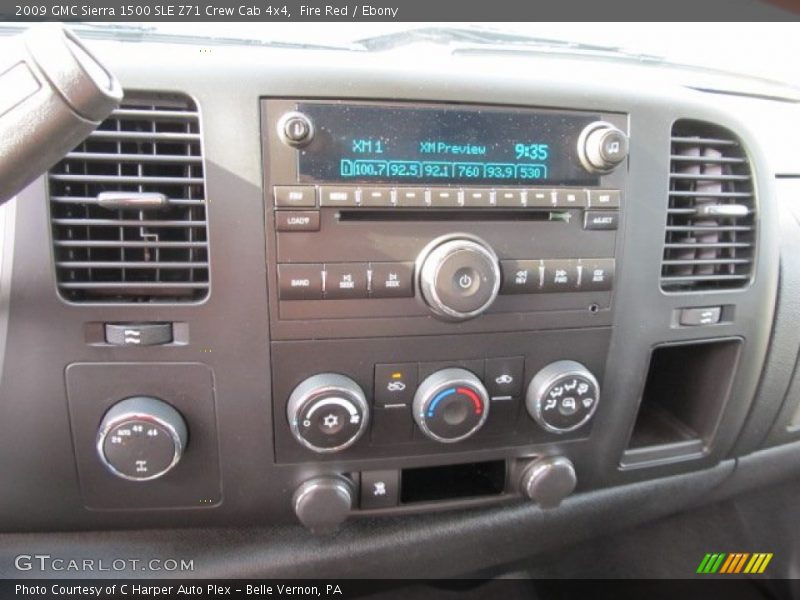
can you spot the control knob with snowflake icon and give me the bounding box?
[287,374,370,453]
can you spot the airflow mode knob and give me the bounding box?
[526,361,600,434]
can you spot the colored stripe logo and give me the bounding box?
[697,553,773,574]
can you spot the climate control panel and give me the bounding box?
[272,329,610,463]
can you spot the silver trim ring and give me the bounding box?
[526,360,600,434]
[96,398,186,482]
[287,374,369,454]
[417,234,501,321]
[413,368,490,444]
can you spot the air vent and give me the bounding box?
[661,120,755,292]
[48,92,209,303]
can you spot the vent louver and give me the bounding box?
[48,92,209,303]
[661,120,755,292]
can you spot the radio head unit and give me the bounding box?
[261,99,628,340]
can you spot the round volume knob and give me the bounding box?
[526,360,600,434]
[96,396,188,482]
[413,368,490,443]
[287,374,369,454]
[293,476,354,534]
[577,121,629,174]
[277,111,314,148]
[520,456,577,508]
[417,234,501,321]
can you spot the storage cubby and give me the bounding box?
[622,339,742,467]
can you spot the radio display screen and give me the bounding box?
[296,102,600,186]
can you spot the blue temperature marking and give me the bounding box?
[427,388,456,418]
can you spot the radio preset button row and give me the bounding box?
[278,262,414,300]
[305,186,620,209]
[500,258,615,294]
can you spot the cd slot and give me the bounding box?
[338,209,568,222]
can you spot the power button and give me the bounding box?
[278,111,314,148]
[417,235,501,321]
[454,267,480,294]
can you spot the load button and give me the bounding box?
[275,210,320,232]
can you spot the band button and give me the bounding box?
[278,264,324,300]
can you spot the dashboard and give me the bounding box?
[2,32,800,577]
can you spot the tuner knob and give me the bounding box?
[293,476,354,534]
[277,110,314,148]
[577,121,629,174]
[287,374,369,453]
[417,234,501,321]
[413,368,490,443]
[520,456,577,508]
[96,396,188,481]
[526,360,600,434]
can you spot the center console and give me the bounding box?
[260,99,628,530]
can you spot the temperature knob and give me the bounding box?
[96,396,188,482]
[577,121,629,174]
[526,361,600,434]
[413,368,490,443]
[287,374,369,453]
[417,234,501,321]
